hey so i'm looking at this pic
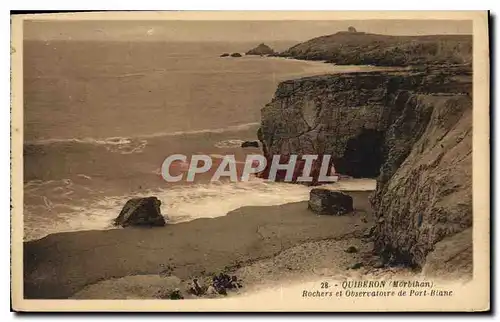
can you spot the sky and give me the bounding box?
[23,20,473,42]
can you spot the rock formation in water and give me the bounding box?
[258,65,472,275]
[241,140,260,148]
[230,53,242,58]
[275,32,472,66]
[114,197,166,227]
[246,43,275,56]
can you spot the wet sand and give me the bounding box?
[24,191,374,299]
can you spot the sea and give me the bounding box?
[23,40,380,241]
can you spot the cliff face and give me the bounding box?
[258,66,472,272]
[277,32,472,67]
[373,91,472,268]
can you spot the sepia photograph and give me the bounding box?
[10,11,490,312]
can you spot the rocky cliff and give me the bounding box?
[277,32,472,67]
[258,66,472,273]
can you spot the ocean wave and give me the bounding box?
[23,178,376,241]
[139,122,260,139]
[105,139,147,154]
[25,178,74,191]
[25,136,132,146]
[214,139,246,149]
[24,123,260,150]
[24,177,98,203]
[24,136,147,155]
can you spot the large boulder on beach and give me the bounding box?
[246,43,275,56]
[308,189,353,216]
[114,197,166,227]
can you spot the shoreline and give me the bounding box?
[239,55,409,77]
[24,190,375,299]
[22,55,393,243]
[24,171,376,242]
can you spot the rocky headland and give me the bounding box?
[274,31,472,67]
[257,65,472,272]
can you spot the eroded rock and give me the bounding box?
[422,228,472,280]
[308,189,353,216]
[372,94,472,267]
[241,140,260,148]
[114,197,166,227]
[259,67,472,270]
[246,43,275,56]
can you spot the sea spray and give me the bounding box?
[23,178,376,241]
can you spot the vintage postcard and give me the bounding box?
[11,11,490,312]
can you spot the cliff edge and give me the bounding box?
[258,66,472,276]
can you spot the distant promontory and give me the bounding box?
[275,28,472,66]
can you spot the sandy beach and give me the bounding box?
[25,191,378,299]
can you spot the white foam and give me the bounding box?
[25,136,131,146]
[25,122,260,147]
[24,135,147,155]
[160,178,374,223]
[24,178,376,241]
[214,139,246,149]
[140,122,260,139]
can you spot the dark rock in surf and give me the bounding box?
[230,53,242,57]
[241,141,260,148]
[308,189,353,216]
[114,197,166,227]
[220,53,230,57]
